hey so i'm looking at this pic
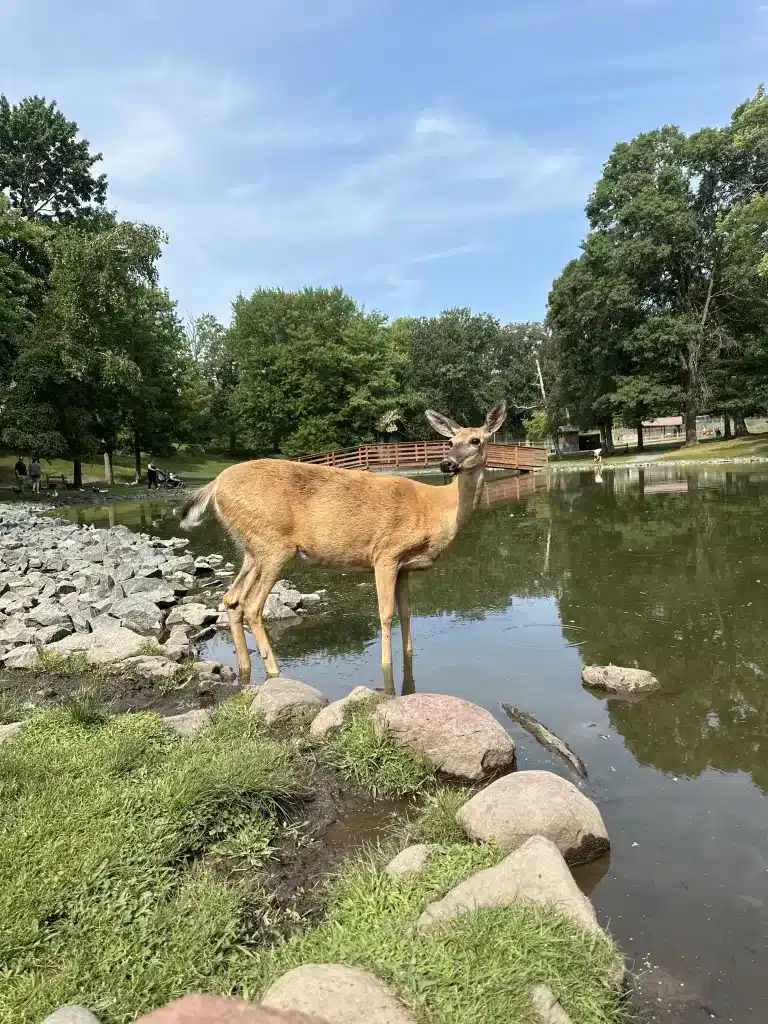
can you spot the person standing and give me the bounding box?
[29,456,42,493]
[147,462,158,490]
[14,456,27,489]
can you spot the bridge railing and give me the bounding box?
[295,440,547,472]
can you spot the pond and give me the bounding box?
[58,464,767,1023]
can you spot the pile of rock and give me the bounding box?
[0,504,324,676]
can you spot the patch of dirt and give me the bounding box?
[0,667,239,718]
[219,764,418,945]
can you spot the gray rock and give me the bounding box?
[309,685,379,739]
[385,843,435,878]
[162,708,212,736]
[0,721,22,744]
[191,659,235,683]
[261,964,415,1024]
[250,678,328,726]
[43,1006,102,1024]
[372,693,516,782]
[418,835,602,938]
[582,664,661,695]
[263,593,300,621]
[532,985,574,1024]
[47,625,146,665]
[3,644,39,669]
[166,603,218,628]
[36,623,74,646]
[122,576,174,602]
[121,656,180,681]
[111,596,165,637]
[456,770,610,865]
[23,602,72,628]
[193,556,213,574]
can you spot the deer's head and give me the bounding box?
[426,404,508,475]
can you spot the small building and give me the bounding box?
[558,426,601,452]
[642,416,683,441]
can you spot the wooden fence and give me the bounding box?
[294,440,547,473]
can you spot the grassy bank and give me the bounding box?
[0,695,625,1024]
[549,431,768,469]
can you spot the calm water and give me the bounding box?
[59,466,768,1023]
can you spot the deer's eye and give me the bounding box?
[469,437,481,446]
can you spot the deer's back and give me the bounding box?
[214,459,452,568]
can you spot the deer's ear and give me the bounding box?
[484,403,507,435]
[425,409,461,438]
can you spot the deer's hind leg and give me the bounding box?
[374,560,399,696]
[240,550,290,680]
[223,553,259,682]
[395,571,414,695]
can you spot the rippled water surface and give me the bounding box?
[60,465,768,1023]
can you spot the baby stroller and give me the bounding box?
[161,469,184,490]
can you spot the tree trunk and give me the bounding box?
[73,460,83,489]
[229,431,237,455]
[733,411,749,437]
[636,422,644,452]
[134,437,142,484]
[601,421,614,450]
[723,414,732,440]
[103,450,114,485]
[684,393,698,446]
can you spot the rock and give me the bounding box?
[166,603,218,628]
[299,592,323,606]
[581,664,660,695]
[385,843,435,878]
[309,685,379,739]
[456,770,609,865]
[372,693,515,782]
[194,556,213,574]
[263,593,300,620]
[3,644,40,669]
[532,985,574,1024]
[121,656,180,681]
[36,623,74,646]
[0,721,23,744]
[122,577,176,604]
[250,678,328,726]
[272,585,302,610]
[47,625,146,665]
[261,964,414,1024]
[23,602,71,628]
[192,659,236,683]
[134,996,323,1024]
[43,1006,102,1024]
[418,835,602,938]
[162,708,211,736]
[111,596,165,637]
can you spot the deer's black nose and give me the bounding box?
[440,458,459,474]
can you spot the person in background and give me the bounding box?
[147,462,158,490]
[14,456,27,488]
[29,455,42,493]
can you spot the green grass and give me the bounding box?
[658,431,768,461]
[0,446,244,493]
[395,787,474,846]
[0,693,27,725]
[323,701,436,798]
[0,699,626,1024]
[243,847,626,1024]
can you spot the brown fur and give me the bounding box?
[182,405,507,691]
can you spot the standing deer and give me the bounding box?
[180,404,507,693]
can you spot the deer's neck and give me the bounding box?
[451,466,486,532]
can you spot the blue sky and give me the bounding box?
[1,0,766,326]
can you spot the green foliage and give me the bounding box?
[395,787,473,845]
[523,409,549,442]
[0,94,107,222]
[323,701,436,798]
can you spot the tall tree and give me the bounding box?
[0,95,107,223]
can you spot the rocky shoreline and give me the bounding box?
[0,502,324,680]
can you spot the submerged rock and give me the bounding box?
[456,770,609,865]
[372,693,515,782]
[582,664,660,695]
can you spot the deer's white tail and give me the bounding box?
[179,480,216,530]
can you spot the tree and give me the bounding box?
[185,313,240,452]
[0,196,46,387]
[4,220,174,487]
[227,287,399,456]
[0,95,107,222]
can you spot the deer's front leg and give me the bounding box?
[395,571,414,695]
[374,561,398,696]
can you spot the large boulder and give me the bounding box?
[581,664,660,695]
[456,770,609,865]
[250,678,328,726]
[417,835,602,938]
[3,644,39,669]
[162,709,212,737]
[23,602,71,628]
[43,1008,101,1024]
[111,596,165,637]
[166,603,218,629]
[309,685,379,739]
[371,693,515,782]
[261,964,415,1024]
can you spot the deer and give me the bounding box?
[180,403,507,694]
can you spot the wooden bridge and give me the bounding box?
[295,440,547,474]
